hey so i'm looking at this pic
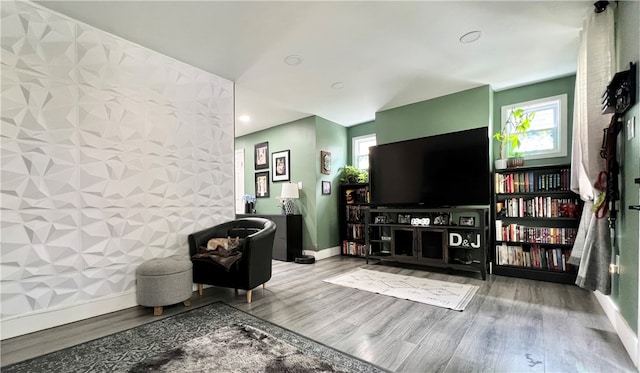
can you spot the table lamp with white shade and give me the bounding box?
[280,182,299,215]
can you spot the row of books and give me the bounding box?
[495,221,577,245]
[495,243,573,271]
[345,205,366,223]
[346,223,365,240]
[498,197,581,218]
[495,168,570,194]
[342,240,367,256]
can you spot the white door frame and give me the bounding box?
[234,148,245,214]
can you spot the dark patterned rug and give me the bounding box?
[3,302,387,373]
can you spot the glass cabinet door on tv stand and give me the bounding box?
[389,226,447,264]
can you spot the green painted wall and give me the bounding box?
[346,121,376,165]
[375,85,492,144]
[315,117,348,250]
[493,75,576,167]
[613,0,639,333]
[235,116,346,253]
[235,117,317,251]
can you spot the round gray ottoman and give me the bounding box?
[136,255,193,316]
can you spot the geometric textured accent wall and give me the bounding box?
[1,1,235,324]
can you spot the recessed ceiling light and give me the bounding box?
[284,55,303,66]
[331,82,345,90]
[238,115,251,123]
[459,30,482,44]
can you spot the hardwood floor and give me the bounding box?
[1,256,636,372]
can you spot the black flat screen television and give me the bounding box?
[369,127,490,208]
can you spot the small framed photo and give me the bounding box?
[272,150,290,182]
[397,214,411,224]
[459,216,476,227]
[320,151,331,175]
[374,215,388,224]
[255,171,270,198]
[432,213,450,226]
[322,180,331,195]
[254,142,269,170]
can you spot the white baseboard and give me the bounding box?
[594,290,638,367]
[303,246,341,261]
[1,291,137,340]
[1,284,202,340]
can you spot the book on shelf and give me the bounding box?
[495,243,573,271]
[345,205,366,222]
[495,168,571,194]
[342,240,367,256]
[496,221,577,245]
[347,223,365,240]
[499,197,581,218]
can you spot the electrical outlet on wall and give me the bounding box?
[627,116,636,140]
[610,255,621,274]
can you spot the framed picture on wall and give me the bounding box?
[255,171,270,198]
[320,151,331,175]
[322,180,331,195]
[254,142,269,170]
[272,150,290,182]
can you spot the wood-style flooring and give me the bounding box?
[1,256,636,372]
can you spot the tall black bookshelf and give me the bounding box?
[338,183,369,257]
[492,164,581,284]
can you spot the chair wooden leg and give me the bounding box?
[154,306,163,316]
[183,300,191,307]
[263,283,266,289]
[246,290,252,303]
[198,283,203,296]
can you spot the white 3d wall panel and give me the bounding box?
[1,1,235,335]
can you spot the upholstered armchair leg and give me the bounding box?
[198,283,203,296]
[154,306,163,316]
[246,290,252,303]
[263,283,266,289]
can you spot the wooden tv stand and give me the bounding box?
[366,207,489,280]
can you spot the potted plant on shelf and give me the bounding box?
[339,165,368,184]
[493,108,534,169]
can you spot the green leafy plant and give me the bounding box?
[494,108,535,159]
[339,165,368,184]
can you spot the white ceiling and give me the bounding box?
[37,1,593,137]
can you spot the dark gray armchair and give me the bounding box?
[188,218,276,303]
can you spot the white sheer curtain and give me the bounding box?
[568,7,615,294]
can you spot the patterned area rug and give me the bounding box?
[3,302,387,373]
[324,268,479,311]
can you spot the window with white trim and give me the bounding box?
[352,134,376,169]
[502,94,568,159]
